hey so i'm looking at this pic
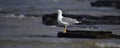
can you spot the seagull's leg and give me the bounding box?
[63,25,67,33]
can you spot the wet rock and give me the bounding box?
[90,0,120,9]
[42,13,120,25]
[57,29,113,39]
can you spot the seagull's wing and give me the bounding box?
[62,17,78,25]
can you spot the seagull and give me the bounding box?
[57,10,81,33]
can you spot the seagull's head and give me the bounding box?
[57,9,62,14]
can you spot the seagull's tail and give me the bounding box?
[77,21,82,23]
[76,21,79,23]
[76,21,82,25]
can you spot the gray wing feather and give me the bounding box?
[62,17,78,25]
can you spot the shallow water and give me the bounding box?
[0,17,120,48]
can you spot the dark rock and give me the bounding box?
[42,13,120,25]
[57,30,113,39]
[115,2,120,9]
[90,0,120,9]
